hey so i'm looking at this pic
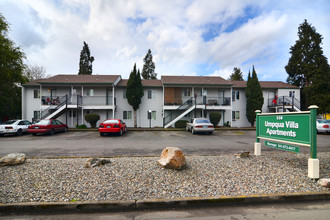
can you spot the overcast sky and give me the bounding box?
[1,0,329,81]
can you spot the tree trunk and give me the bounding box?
[133,109,137,128]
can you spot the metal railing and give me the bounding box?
[165,96,231,106]
[268,96,300,111]
[164,97,194,125]
[37,95,71,120]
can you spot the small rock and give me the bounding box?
[0,153,26,167]
[84,158,111,168]
[235,151,250,158]
[317,178,330,188]
[157,147,186,170]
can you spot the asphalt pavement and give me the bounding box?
[0,130,329,157]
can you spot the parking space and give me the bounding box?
[0,130,329,157]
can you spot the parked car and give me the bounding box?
[316,119,330,134]
[99,119,126,136]
[28,119,68,136]
[186,118,214,134]
[0,119,32,136]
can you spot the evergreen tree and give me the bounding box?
[0,14,27,122]
[78,41,94,75]
[245,66,264,127]
[141,49,156,79]
[228,67,244,81]
[285,20,330,112]
[126,63,144,127]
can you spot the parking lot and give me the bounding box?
[0,130,329,157]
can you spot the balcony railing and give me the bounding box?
[42,95,113,106]
[268,96,300,110]
[165,96,231,106]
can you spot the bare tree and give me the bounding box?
[24,65,50,81]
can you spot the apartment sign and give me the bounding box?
[258,113,311,145]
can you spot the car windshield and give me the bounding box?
[195,119,210,123]
[35,120,51,125]
[104,119,119,124]
[3,120,17,125]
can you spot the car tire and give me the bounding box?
[64,127,67,133]
[119,129,123,136]
[209,131,213,135]
[32,133,37,136]
[16,129,22,136]
[50,129,55,135]
[100,132,104,136]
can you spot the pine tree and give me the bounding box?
[78,41,94,75]
[141,49,156,79]
[126,64,144,127]
[228,67,244,81]
[245,66,264,127]
[285,20,330,112]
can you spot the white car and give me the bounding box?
[186,118,214,134]
[0,119,32,136]
[316,119,330,134]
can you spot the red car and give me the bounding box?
[28,119,68,136]
[99,119,126,136]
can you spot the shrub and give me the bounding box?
[175,120,188,128]
[76,124,87,129]
[85,113,100,128]
[209,112,221,128]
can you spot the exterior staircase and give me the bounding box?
[164,98,195,128]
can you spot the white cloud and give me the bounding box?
[1,0,329,81]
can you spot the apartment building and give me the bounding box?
[22,74,300,128]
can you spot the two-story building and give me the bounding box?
[22,74,300,128]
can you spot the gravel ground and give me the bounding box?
[0,152,329,204]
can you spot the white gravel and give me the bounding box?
[0,152,329,204]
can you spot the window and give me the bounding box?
[86,89,94,96]
[183,89,191,97]
[147,90,156,99]
[232,111,240,120]
[147,111,156,120]
[34,89,40,98]
[289,91,295,97]
[123,111,132,120]
[232,91,239,101]
[33,111,40,119]
[69,110,76,117]
[123,90,126,99]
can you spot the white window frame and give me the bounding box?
[33,89,40,99]
[123,111,132,120]
[86,89,94,96]
[232,111,240,120]
[147,111,156,120]
[147,90,156,99]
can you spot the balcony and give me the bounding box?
[41,95,113,106]
[164,95,231,106]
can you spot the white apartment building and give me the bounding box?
[22,74,300,128]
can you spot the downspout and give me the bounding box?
[112,84,115,118]
[230,86,233,127]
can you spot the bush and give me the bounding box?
[175,120,188,128]
[209,112,221,128]
[76,124,87,129]
[85,113,100,128]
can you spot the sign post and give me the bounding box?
[255,105,319,179]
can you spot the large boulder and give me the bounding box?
[0,153,26,167]
[317,178,330,188]
[157,147,186,170]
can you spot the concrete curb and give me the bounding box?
[68,127,256,132]
[1,192,329,215]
